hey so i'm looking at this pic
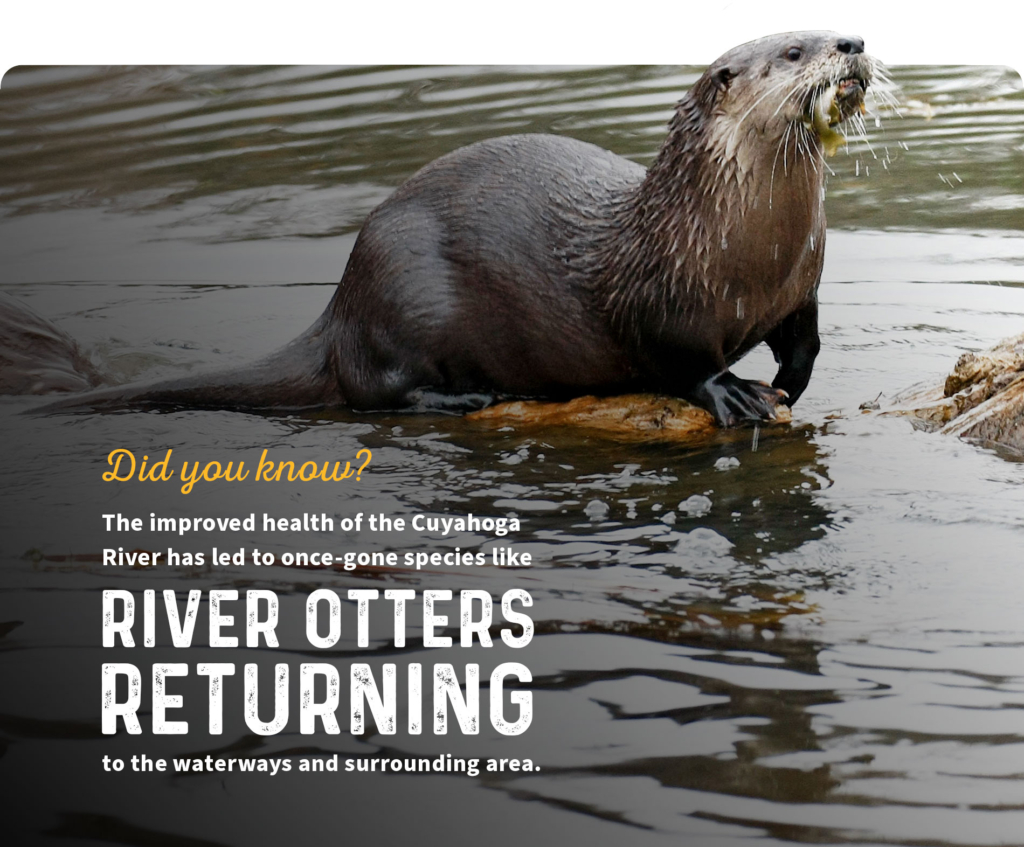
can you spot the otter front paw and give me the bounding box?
[693,371,788,427]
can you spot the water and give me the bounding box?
[1,64,1023,846]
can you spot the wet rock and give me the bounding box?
[883,332,1024,454]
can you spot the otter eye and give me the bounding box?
[786,47,803,61]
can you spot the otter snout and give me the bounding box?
[836,36,865,55]
[834,35,870,102]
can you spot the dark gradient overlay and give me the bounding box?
[1,64,1023,847]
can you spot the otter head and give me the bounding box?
[696,31,875,161]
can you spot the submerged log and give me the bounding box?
[467,393,791,441]
[884,332,1024,453]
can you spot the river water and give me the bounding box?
[1,63,1023,846]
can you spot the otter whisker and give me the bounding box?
[792,124,809,175]
[769,121,795,209]
[736,75,806,129]
[853,114,874,153]
[771,79,809,119]
[865,61,903,117]
[845,112,875,161]
[798,124,822,177]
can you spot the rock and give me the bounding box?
[883,332,1024,453]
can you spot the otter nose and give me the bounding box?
[836,36,865,55]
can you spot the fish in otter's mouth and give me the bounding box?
[805,74,870,155]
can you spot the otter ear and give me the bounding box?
[713,66,734,92]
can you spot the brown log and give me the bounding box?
[467,393,791,441]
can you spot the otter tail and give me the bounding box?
[0,291,107,395]
[33,318,342,415]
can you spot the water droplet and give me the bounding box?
[678,495,712,517]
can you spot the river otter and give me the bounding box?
[35,33,876,425]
